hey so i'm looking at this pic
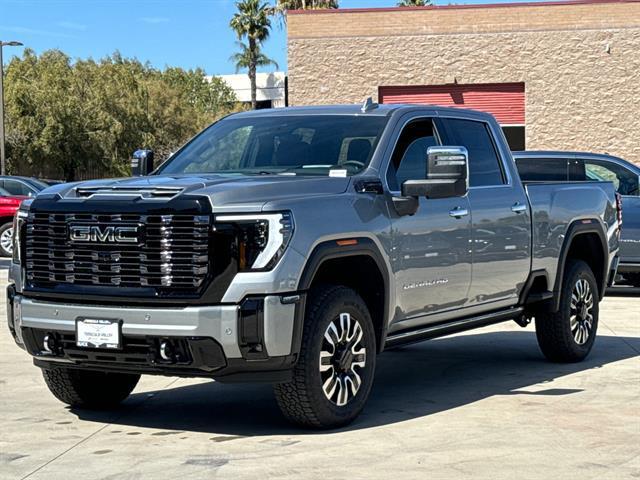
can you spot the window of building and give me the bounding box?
[502,126,525,151]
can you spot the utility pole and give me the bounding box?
[0,40,24,175]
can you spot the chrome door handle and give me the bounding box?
[449,207,469,218]
[511,202,527,214]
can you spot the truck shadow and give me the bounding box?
[71,330,639,435]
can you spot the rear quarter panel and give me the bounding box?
[525,182,619,289]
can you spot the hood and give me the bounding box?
[34,174,351,212]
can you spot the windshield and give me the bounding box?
[156,115,388,176]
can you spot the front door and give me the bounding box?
[386,118,472,325]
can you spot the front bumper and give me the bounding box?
[8,289,302,381]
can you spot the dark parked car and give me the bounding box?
[514,152,640,286]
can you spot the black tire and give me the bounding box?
[42,368,140,408]
[535,259,599,363]
[273,285,377,429]
[0,222,13,257]
[623,273,640,288]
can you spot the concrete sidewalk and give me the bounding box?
[1,273,638,479]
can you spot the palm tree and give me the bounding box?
[275,1,338,24]
[229,0,273,109]
[277,0,338,9]
[230,41,279,74]
[397,0,433,6]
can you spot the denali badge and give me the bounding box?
[69,225,139,243]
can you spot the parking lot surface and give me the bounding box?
[1,265,638,480]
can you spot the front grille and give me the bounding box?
[25,213,210,291]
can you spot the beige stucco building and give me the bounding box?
[287,0,640,163]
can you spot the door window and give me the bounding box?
[576,159,640,196]
[2,180,36,196]
[387,119,439,191]
[440,119,505,187]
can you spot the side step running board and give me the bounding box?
[385,307,524,348]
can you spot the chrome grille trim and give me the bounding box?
[25,213,210,290]
[74,186,184,199]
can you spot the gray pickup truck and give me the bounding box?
[7,103,621,428]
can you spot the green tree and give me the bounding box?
[3,49,238,181]
[274,0,338,25]
[230,0,274,110]
[397,0,432,6]
[230,41,279,74]
[276,0,338,9]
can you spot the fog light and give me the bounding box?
[159,340,174,361]
[43,333,57,353]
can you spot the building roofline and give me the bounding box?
[287,0,638,15]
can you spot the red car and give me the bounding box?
[0,188,28,257]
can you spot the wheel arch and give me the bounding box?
[552,219,609,312]
[298,238,391,353]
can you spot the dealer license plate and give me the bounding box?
[76,318,121,349]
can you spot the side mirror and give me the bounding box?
[131,149,155,176]
[401,146,469,200]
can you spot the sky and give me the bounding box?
[1,0,556,75]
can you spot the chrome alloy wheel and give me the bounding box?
[0,226,13,255]
[319,313,367,406]
[570,278,594,345]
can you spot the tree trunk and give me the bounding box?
[249,37,257,110]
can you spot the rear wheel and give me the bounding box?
[42,367,140,408]
[273,285,377,429]
[535,259,599,362]
[0,222,13,257]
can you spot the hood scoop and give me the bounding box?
[73,185,184,200]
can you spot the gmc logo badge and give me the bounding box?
[69,225,139,244]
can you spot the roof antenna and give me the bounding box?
[361,96,379,113]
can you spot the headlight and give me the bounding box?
[12,210,28,265]
[215,212,294,271]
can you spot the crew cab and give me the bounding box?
[8,103,621,428]
[515,151,639,287]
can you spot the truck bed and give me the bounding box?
[524,180,619,293]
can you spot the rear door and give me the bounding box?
[438,117,531,306]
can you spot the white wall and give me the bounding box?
[212,72,287,107]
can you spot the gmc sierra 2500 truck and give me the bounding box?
[8,103,621,428]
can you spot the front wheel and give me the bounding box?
[0,222,13,257]
[535,259,599,362]
[42,367,140,409]
[273,285,377,429]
